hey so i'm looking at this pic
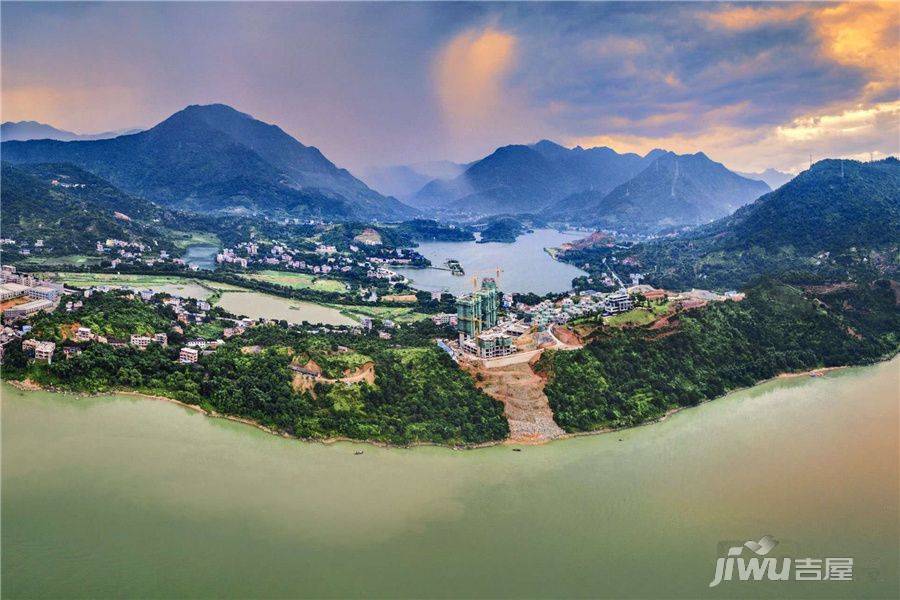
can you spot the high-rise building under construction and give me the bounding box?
[456,278,501,340]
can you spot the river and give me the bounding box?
[2,358,897,598]
[394,228,589,295]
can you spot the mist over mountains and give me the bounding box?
[736,168,795,190]
[1,120,142,142]
[361,161,465,201]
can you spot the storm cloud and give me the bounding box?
[2,2,896,174]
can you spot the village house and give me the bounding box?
[34,341,56,364]
[130,334,152,350]
[179,347,199,364]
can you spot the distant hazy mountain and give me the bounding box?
[1,104,417,221]
[362,160,465,200]
[410,140,647,215]
[545,151,770,234]
[617,158,900,288]
[1,120,142,142]
[736,168,794,190]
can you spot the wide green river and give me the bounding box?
[2,359,897,598]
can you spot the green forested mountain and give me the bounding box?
[1,104,417,221]
[544,151,770,234]
[1,162,173,255]
[609,158,900,289]
[476,216,525,243]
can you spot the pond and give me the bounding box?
[215,290,356,326]
[183,244,219,271]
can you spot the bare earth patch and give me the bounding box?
[462,359,565,444]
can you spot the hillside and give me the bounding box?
[608,158,900,289]
[538,279,899,432]
[544,151,770,234]
[410,140,646,215]
[1,104,417,221]
[1,162,174,256]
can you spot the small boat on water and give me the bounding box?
[512,448,522,452]
[810,372,824,378]
[354,450,364,455]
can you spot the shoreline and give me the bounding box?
[4,358,890,451]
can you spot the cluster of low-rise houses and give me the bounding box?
[9,276,406,368]
[214,239,426,300]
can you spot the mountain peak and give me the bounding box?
[644,148,673,161]
[181,103,253,120]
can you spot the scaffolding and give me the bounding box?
[456,278,501,339]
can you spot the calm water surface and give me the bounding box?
[183,244,219,271]
[215,290,356,326]
[2,359,897,598]
[394,228,588,295]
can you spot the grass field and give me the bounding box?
[18,255,101,267]
[171,231,221,249]
[242,270,347,293]
[604,301,670,327]
[189,322,227,340]
[334,304,429,323]
[41,273,244,293]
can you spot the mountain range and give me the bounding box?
[407,140,770,233]
[410,140,649,215]
[1,120,142,142]
[1,105,417,221]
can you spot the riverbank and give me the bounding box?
[6,357,891,451]
[4,380,502,451]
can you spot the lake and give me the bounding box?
[2,358,896,598]
[183,244,219,271]
[215,290,356,326]
[394,228,588,295]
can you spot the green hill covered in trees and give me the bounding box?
[1,162,176,256]
[537,279,899,432]
[594,158,900,290]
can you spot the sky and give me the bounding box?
[2,1,898,174]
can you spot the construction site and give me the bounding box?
[445,273,584,444]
